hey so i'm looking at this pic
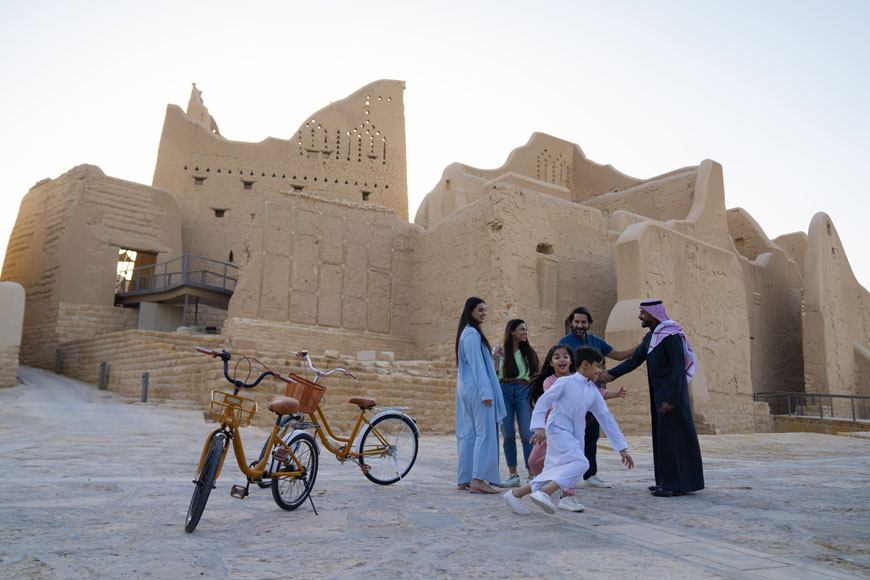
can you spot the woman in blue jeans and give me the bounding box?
[492,319,540,487]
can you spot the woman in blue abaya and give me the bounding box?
[455,297,506,494]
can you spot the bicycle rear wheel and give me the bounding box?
[357,414,419,485]
[271,432,318,511]
[185,433,226,532]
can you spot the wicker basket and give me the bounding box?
[283,374,326,414]
[210,390,257,428]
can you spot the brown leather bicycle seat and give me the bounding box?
[349,396,376,409]
[268,396,300,415]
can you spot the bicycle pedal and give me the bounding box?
[273,448,290,462]
[360,464,371,474]
[230,485,248,499]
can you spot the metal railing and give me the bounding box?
[753,391,870,422]
[115,254,238,296]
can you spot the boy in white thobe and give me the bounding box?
[504,347,634,515]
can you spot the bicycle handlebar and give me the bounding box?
[195,346,282,390]
[195,346,226,358]
[292,350,358,382]
[195,346,355,390]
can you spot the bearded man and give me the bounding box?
[599,300,704,497]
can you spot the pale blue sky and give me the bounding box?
[1,0,867,287]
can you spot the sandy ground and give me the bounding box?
[0,367,868,579]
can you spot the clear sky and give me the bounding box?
[1,0,867,288]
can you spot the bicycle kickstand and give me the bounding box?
[302,478,318,516]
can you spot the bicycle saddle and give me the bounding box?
[268,396,300,416]
[349,396,376,409]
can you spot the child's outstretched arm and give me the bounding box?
[603,387,627,400]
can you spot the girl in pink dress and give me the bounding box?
[527,345,575,479]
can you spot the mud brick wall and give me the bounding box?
[58,330,457,434]
[0,345,20,388]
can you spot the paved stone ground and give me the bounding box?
[0,367,868,579]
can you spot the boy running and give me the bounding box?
[504,346,634,515]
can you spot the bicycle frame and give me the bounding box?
[307,406,377,461]
[195,422,307,483]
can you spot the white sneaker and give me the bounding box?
[529,491,556,514]
[498,474,521,488]
[503,490,530,515]
[558,495,586,512]
[584,475,612,488]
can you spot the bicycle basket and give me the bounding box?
[210,391,257,428]
[283,374,326,414]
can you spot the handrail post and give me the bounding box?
[787,392,791,416]
[819,396,823,419]
[182,254,189,284]
[852,398,856,421]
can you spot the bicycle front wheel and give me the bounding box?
[357,414,419,485]
[185,433,226,532]
[271,432,318,511]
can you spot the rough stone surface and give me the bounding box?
[1,368,867,579]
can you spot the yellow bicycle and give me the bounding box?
[185,347,320,533]
[272,350,420,485]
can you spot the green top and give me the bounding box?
[496,348,530,382]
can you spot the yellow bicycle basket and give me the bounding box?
[210,391,257,428]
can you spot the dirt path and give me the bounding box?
[0,367,867,579]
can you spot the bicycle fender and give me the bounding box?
[353,410,420,449]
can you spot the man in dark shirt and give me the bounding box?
[599,300,704,497]
[559,307,634,488]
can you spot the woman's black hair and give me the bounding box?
[501,319,540,380]
[455,297,491,362]
[528,344,575,407]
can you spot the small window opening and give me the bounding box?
[214,209,226,218]
[194,177,205,185]
[362,191,371,201]
[228,251,234,263]
[536,243,554,255]
[243,181,253,190]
